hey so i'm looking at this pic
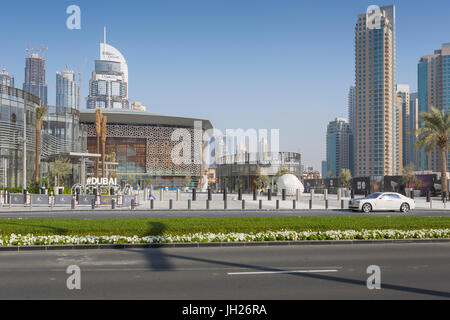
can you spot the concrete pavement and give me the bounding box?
[0,243,449,299]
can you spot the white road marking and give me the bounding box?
[227,269,339,275]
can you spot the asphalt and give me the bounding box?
[0,243,449,299]
[0,209,450,219]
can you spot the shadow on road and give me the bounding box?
[128,244,450,299]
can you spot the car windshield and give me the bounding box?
[365,192,382,199]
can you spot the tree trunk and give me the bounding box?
[95,136,100,177]
[35,124,40,183]
[102,142,106,178]
[441,147,448,195]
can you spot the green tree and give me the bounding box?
[401,163,418,188]
[414,106,450,195]
[254,166,269,189]
[276,168,291,177]
[51,157,71,187]
[339,168,352,189]
[182,176,191,188]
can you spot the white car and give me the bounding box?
[349,192,415,213]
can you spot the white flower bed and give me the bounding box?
[0,229,449,247]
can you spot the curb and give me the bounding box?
[2,238,449,252]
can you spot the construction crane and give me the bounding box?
[25,43,48,59]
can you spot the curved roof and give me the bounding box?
[80,109,213,130]
[100,43,129,87]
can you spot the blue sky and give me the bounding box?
[1,0,450,170]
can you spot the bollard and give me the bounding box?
[188,199,191,210]
[131,199,136,210]
[351,189,355,199]
[324,189,328,201]
[268,189,272,201]
[276,200,280,210]
[208,189,212,201]
[443,192,447,203]
[282,189,286,201]
[296,189,300,201]
[71,198,75,210]
[242,200,245,211]
[160,189,164,201]
[29,195,32,210]
[337,188,341,201]
[325,199,328,210]
[169,199,173,210]
[223,188,227,201]
[91,199,95,210]
[253,189,257,201]
[341,200,344,209]
[259,199,263,210]
[410,190,414,199]
[426,191,431,203]
[293,200,296,210]
[112,198,116,210]
[192,188,197,201]
[176,189,181,201]
[238,189,242,201]
[206,200,210,210]
[151,199,154,210]
[430,198,433,209]
[309,199,312,210]
[224,199,227,210]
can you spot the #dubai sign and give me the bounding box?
[87,177,118,186]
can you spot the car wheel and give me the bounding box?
[400,203,410,213]
[362,203,372,213]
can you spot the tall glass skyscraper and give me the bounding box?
[86,31,129,110]
[354,5,396,177]
[326,118,351,178]
[56,70,80,110]
[418,43,450,171]
[23,52,48,106]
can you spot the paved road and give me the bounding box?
[0,209,450,219]
[0,243,449,299]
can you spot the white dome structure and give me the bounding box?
[277,174,304,196]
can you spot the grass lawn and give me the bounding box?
[0,216,449,237]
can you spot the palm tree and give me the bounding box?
[35,105,48,183]
[414,107,450,195]
[101,115,107,178]
[95,108,103,177]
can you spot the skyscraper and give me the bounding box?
[86,29,130,110]
[326,118,351,178]
[354,5,396,177]
[418,43,450,171]
[23,50,48,106]
[56,70,80,109]
[348,85,356,176]
[396,84,410,170]
[0,65,14,87]
[409,92,419,169]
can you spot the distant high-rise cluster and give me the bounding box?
[324,4,446,179]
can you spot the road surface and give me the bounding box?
[0,243,449,299]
